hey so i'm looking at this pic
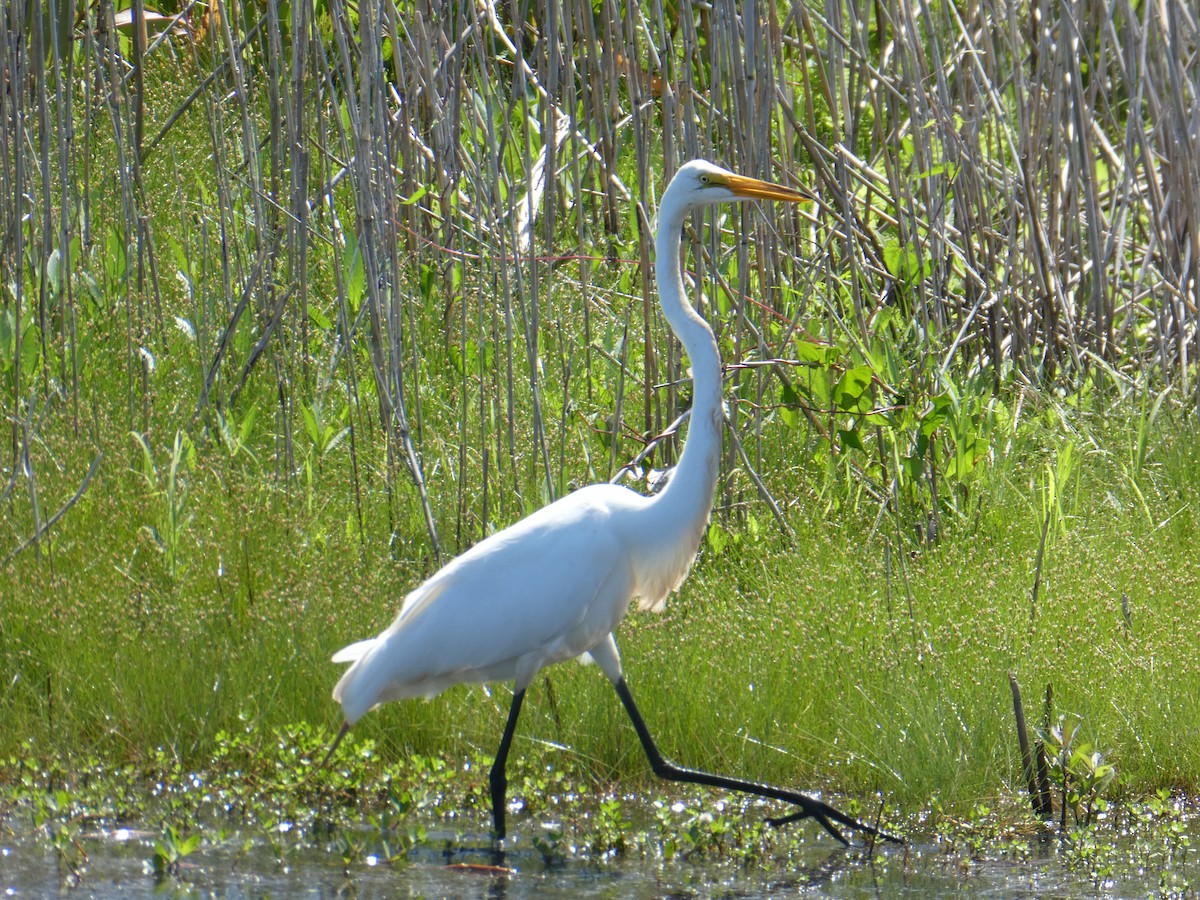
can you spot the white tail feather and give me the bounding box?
[331,638,376,664]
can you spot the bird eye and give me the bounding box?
[699,174,709,185]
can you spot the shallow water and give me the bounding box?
[3,821,1196,898]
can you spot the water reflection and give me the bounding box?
[2,820,1197,898]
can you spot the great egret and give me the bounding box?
[330,160,898,846]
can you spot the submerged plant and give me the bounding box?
[152,823,201,879]
[364,788,424,865]
[31,790,88,885]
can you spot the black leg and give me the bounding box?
[489,687,526,839]
[612,677,902,846]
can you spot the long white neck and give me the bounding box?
[650,199,723,526]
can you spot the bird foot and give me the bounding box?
[767,797,904,847]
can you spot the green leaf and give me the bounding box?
[301,405,320,446]
[715,281,732,316]
[779,382,802,428]
[238,404,259,445]
[0,307,14,372]
[402,184,429,206]
[309,307,332,331]
[795,339,838,366]
[706,522,728,555]
[45,247,62,296]
[105,228,129,285]
[801,366,832,407]
[912,161,960,181]
[834,365,874,413]
[882,239,923,284]
[130,431,158,487]
[343,230,364,313]
[419,262,436,303]
[839,427,865,452]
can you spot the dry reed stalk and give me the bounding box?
[2,0,1198,556]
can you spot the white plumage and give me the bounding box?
[333,161,741,721]
[327,160,898,847]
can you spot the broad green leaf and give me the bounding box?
[779,382,801,428]
[834,365,874,413]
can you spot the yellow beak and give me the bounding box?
[719,172,812,204]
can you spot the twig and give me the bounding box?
[140,11,269,162]
[1009,672,1052,817]
[725,415,794,537]
[1030,506,1052,626]
[191,233,282,427]
[4,453,104,565]
[610,408,689,487]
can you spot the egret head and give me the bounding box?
[665,159,811,209]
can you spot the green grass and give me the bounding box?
[3,3,1200,854]
[3,389,1199,825]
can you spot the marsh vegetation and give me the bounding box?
[2,0,1199,891]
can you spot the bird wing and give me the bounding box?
[332,484,643,718]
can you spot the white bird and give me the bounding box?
[328,160,899,846]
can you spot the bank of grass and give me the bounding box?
[3,0,1200,847]
[3,391,1199,825]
